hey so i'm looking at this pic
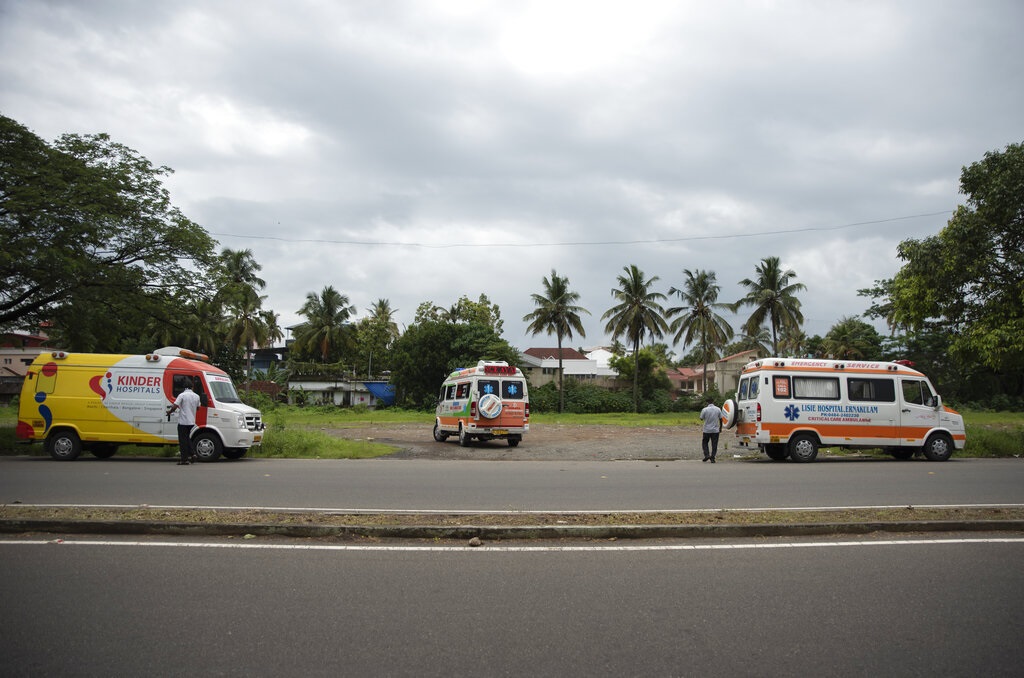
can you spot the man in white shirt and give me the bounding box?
[699,397,723,463]
[167,382,202,465]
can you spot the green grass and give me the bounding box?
[2,404,1021,458]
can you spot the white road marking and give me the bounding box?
[1,537,1022,552]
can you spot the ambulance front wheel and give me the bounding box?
[192,431,223,462]
[223,448,246,460]
[923,433,954,462]
[788,433,819,463]
[46,429,82,461]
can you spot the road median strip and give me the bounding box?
[2,505,1023,541]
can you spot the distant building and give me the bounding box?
[519,347,620,388]
[0,332,52,404]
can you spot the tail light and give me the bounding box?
[470,401,478,419]
[756,403,762,422]
[524,403,530,420]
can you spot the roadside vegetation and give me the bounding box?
[1,405,1021,459]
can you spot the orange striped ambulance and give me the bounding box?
[722,358,965,463]
[433,360,529,447]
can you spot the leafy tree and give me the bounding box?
[292,286,356,362]
[0,115,216,344]
[601,265,668,412]
[415,294,504,333]
[666,269,734,392]
[390,319,519,408]
[821,316,883,360]
[609,347,672,402]
[732,256,806,355]
[523,269,590,413]
[887,141,1024,380]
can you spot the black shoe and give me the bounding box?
[702,457,709,462]
[710,458,716,463]
[177,460,190,465]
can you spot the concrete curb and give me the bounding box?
[3,518,1024,541]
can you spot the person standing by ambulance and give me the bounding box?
[700,397,723,463]
[167,381,201,465]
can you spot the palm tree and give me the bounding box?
[216,248,266,297]
[523,269,590,413]
[294,285,356,362]
[367,298,401,344]
[224,287,273,376]
[601,265,668,412]
[733,256,806,355]
[666,269,734,393]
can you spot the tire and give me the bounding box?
[223,448,246,460]
[458,424,471,447]
[764,444,788,461]
[89,443,117,459]
[192,430,223,462]
[890,448,914,460]
[46,429,82,461]
[788,433,819,463]
[721,399,738,429]
[478,393,503,419]
[507,436,521,448]
[922,433,954,462]
[433,421,449,442]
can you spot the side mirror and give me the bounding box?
[933,394,942,410]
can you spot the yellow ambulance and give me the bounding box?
[723,358,966,463]
[433,360,529,447]
[16,347,265,461]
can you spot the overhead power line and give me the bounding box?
[209,210,952,250]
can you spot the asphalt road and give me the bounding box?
[2,456,1022,511]
[1,534,1021,677]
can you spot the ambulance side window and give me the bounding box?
[478,380,499,396]
[171,374,200,398]
[901,379,935,407]
[793,376,840,400]
[848,378,895,402]
[445,384,457,400]
[502,380,524,399]
[455,383,471,399]
[749,378,759,398]
[773,376,790,399]
[738,378,749,401]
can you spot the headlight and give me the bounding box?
[237,415,247,429]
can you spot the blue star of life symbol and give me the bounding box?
[482,383,495,394]
[784,404,800,421]
[506,384,518,396]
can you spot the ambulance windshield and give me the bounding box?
[208,378,242,404]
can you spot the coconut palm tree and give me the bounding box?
[367,298,401,344]
[601,265,668,412]
[666,269,734,393]
[523,269,590,413]
[224,286,274,376]
[733,256,806,356]
[293,285,356,362]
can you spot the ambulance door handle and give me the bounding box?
[901,408,911,413]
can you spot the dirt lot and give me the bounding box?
[322,422,752,461]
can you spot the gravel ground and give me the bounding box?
[320,422,751,461]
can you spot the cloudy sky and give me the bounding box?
[2,0,1021,355]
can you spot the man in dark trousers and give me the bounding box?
[167,381,201,465]
[699,397,723,463]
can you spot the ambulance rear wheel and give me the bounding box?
[764,444,788,461]
[458,424,472,447]
[923,433,954,462]
[507,436,521,448]
[890,448,914,460]
[192,431,223,462]
[46,429,82,461]
[788,433,819,463]
[433,422,449,442]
